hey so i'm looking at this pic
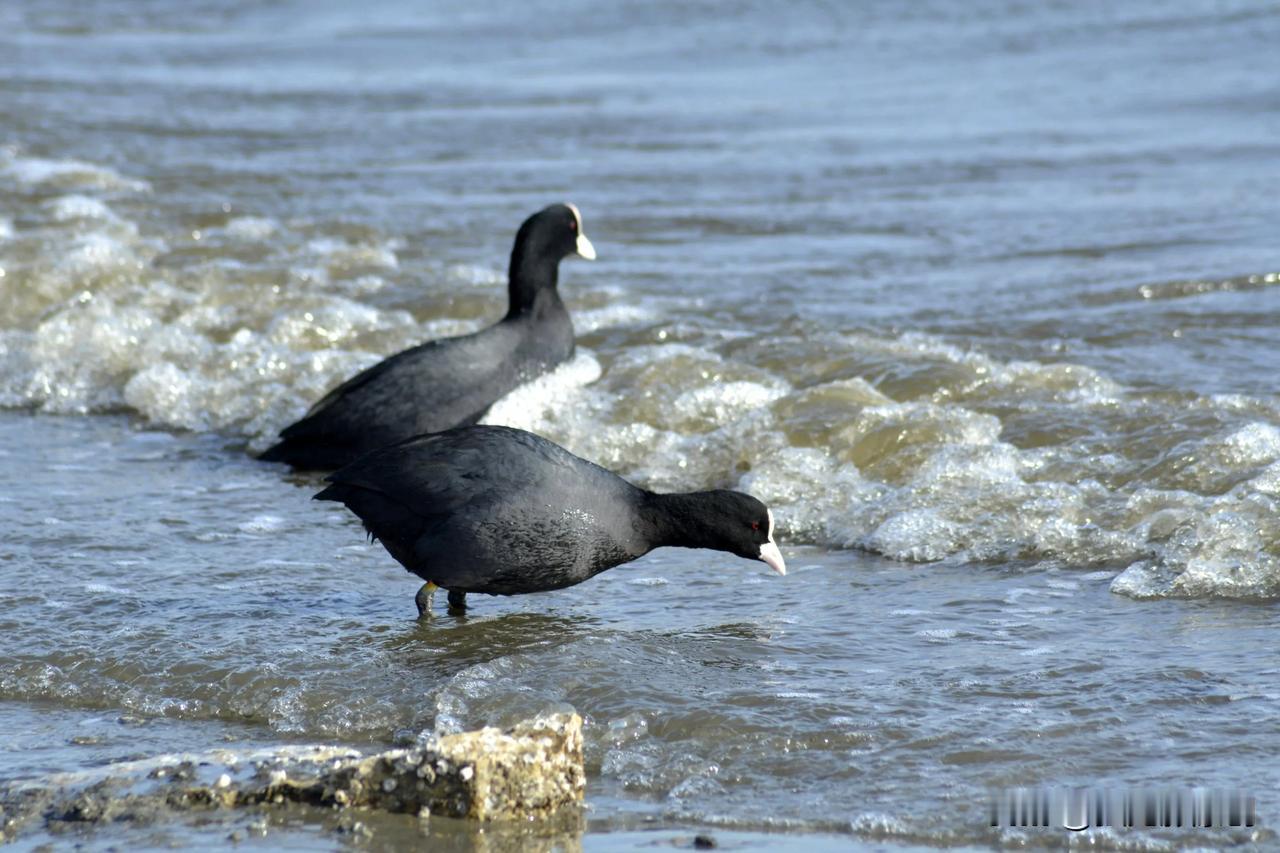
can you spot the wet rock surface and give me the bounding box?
[0,712,584,842]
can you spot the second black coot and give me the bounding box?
[260,203,595,470]
[314,425,786,613]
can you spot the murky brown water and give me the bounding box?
[2,0,1279,848]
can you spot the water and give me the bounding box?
[1,0,1278,848]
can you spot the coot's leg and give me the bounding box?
[447,589,467,612]
[414,582,437,617]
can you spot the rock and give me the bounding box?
[0,712,585,842]
[269,711,586,820]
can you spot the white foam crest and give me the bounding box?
[0,217,13,241]
[3,275,427,441]
[1,154,150,193]
[1141,421,1280,497]
[1110,479,1280,599]
[0,179,447,443]
[222,216,279,241]
[55,232,142,279]
[0,213,154,328]
[910,443,1022,490]
[573,302,660,333]
[998,359,1124,404]
[848,402,1002,454]
[628,407,784,494]
[1206,422,1280,468]
[736,425,1132,567]
[25,298,160,413]
[332,274,390,296]
[237,514,288,534]
[791,376,892,406]
[1247,460,1280,496]
[443,263,505,287]
[478,342,793,497]
[264,297,417,348]
[865,509,963,562]
[609,340,722,371]
[46,194,119,223]
[1201,391,1280,420]
[845,329,1124,405]
[669,380,788,432]
[739,447,882,542]
[481,350,604,434]
[126,335,387,444]
[306,236,399,270]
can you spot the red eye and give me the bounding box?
[568,218,577,231]
[751,521,760,532]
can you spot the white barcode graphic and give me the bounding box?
[990,787,1256,830]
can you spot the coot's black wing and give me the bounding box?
[360,424,547,485]
[261,326,527,468]
[294,345,422,425]
[317,426,571,518]
[314,427,580,574]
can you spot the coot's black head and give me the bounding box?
[691,490,786,575]
[516,203,595,263]
[507,203,595,314]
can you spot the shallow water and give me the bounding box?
[3,413,1278,849]
[1,0,1279,848]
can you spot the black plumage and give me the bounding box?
[260,203,595,470]
[314,425,786,612]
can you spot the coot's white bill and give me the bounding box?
[567,202,596,260]
[759,541,786,575]
[759,509,785,574]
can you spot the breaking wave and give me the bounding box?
[3,151,1279,599]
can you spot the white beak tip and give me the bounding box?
[759,541,786,576]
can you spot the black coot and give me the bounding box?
[260,204,595,470]
[314,425,786,613]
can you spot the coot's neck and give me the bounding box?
[505,247,565,321]
[638,491,727,552]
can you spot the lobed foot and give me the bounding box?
[415,581,438,618]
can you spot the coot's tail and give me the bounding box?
[314,481,433,577]
[312,482,349,504]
